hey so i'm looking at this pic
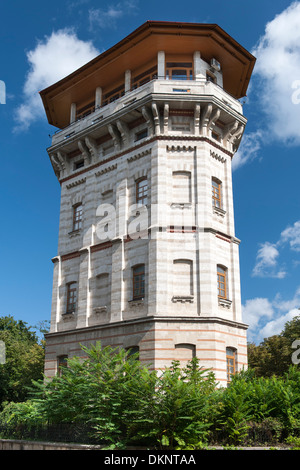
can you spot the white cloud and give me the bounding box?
[259,308,299,340]
[89,1,138,30]
[14,29,99,131]
[252,218,300,278]
[280,220,300,252]
[252,242,286,279]
[251,1,300,144]
[243,287,300,343]
[232,130,263,171]
[242,297,274,332]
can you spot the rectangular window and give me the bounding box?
[136,178,148,206]
[226,347,237,382]
[66,282,77,313]
[74,160,84,170]
[76,101,95,120]
[73,204,82,231]
[126,346,140,360]
[132,65,157,89]
[212,179,221,208]
[133,265,145,300]
[166,62,193,80]
[57,355,68,376]
[217,265,227,299]
[135,129,148,141]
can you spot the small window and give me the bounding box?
[226,347,237,382]
[217,265,227,299]
[136,178,148,206]
[73,203,82,231]
[74,160,84,170]
[57,355,68,376]
[135,129,148,141]
[132,264,145,300]
[126,346,140,360]
[212,179,221,209]
[66,282,77,314]
[211,131,220,141]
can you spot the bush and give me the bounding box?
[211,366,300,446]
[0,342,299,448]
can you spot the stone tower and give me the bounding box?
[41,21,255,385]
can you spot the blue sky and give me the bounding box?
[1,0,300,343]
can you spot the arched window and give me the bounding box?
[226,347,237,382]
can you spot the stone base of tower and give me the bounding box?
[44,316,248,386]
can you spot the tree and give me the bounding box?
[0,315,45,406]
[248,315,300,377]
[20,343,218,449]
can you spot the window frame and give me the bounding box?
[136,177,148,206]
[166,62,193,81]
[226,347,237,382]
[217,265,227,299]
[212,178,222,209]
[66,281,77,314]
[135,128,148,142]
[132,264,145,300]
[57,355,68,376]
[72,203,83,232]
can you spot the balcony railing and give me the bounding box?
[51,78,243,147]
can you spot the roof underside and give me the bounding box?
[40,21,256,129]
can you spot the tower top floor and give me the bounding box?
[40,21,255,130]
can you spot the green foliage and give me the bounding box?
[128,358,217,449]
[1,343,219,448]
[0,400,45,427]
[285,435,300,449]
[30,343,158,447]
[0,341,299,448]
[0,315,45,406]
[213,366,300,445]
[248,315,300,377]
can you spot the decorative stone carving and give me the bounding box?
[210,150,226,163]
[93,306,108,314]
[172,296,194,303]
[218,298,232,309]
[213,206,226,218]
[128,298,144,307]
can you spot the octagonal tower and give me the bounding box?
[41,21,255,385]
